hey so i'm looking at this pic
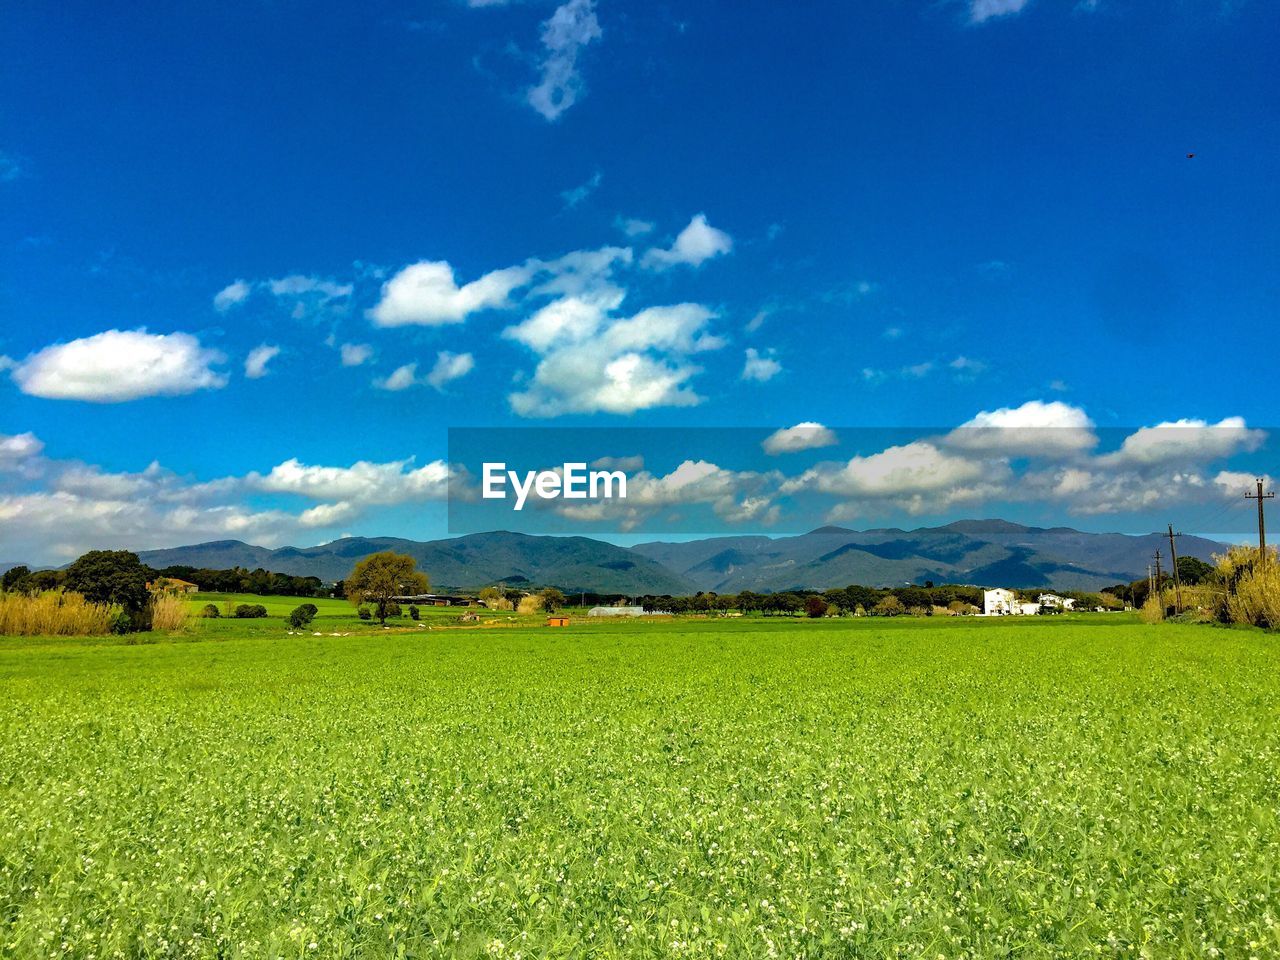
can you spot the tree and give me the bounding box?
[805,595,829,618]
[1176,555,1215,586]
[63,550,151,618]
[2,565,31,593]
[872,595,906,617]
[288,604,316,628]
[345,552,429,624]
[539,587,566,613]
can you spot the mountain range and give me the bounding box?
[131,521,1230,594]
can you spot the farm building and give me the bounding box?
[392,594,478,607]
[982,588,1017,616]
[587,605,649,617]
[148,577,199,594]
[546,617,570,627]
[1038,593,1076,610]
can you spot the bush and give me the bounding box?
[1139,597,1165,624]
[200,603,221,618]
[408,605,420,620]
[234,604,268,619]
[357,605,372,620]
[517,595,544,615]
[288,604,316,628]
[386,602,401,618]
[109,612,133,635]
[805,596,829,618]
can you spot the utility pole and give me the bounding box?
[1167,524,1183,613]
[1153,549,1163,606]
[1245,478,1274,566]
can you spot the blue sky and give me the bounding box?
[1,0,1278,563]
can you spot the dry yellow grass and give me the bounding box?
[0,591,113,636]
[148,592,191,632]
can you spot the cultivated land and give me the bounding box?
[2,611,1278,958]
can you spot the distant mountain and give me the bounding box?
[135,521,1230,596]
[631,520,1230,592]
[139,531,693,595]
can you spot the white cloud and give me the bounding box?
[244,344,281,379]
[374,362,420,392]
[298,501,359,528]
[425,351,475,390]
[615,216,654,237]
[641,214,733,270]
[763,423,838,456]
[784,441,996,500]
[1102,417,1265,467]
[213,279,251,312]
[527,0,603,122]
[9,329,228,403]
[946,400,1097,457]
[339,343,373,367]
[561,170,602,209]
[367,261,532,326]
[745,310,769,334]
[507,302,725,417]
[251,457,451,504]
[970,0,1031,23]
[0,432,44,471]
[741,347,782,382]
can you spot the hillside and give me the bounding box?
[631,521,1229,592]
[139,531,693,595]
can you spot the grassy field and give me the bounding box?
[2,615,1278,958]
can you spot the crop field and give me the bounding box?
[2,614,1279,959]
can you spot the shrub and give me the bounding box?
[200,603,221,618]
[357,605,372,620]
[517,595,544,615]
[288,604,316,628]
[0,591,114,636]
[386,602,401,618]
[408,605,420,620]
[234,604,268,619]
[149,592,190,632]
[109,612,133,635]
[1139,597,1165,624]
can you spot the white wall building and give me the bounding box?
[587,605,650,617]
[1038,593,1076,611]
[983,588,1017,616]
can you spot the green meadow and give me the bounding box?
[2,611,1278,958]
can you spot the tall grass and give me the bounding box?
[0,591,113,636]
[1216,545,1280,628]
[148,592,191,631]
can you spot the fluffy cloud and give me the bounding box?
[1101,417,1265,467]
[615,216,654,238]
[970,0,1031,23]
[0,432,44,471]
[742,348,782,383]
[425,351,475,390]
[367,261,531,327]
[946,400,1097,457]
[527,0,603,121]
[213,275,351,316]
[339,343,373,367]
[763,423,838,455]
[506,302,725,417]
[784,441,998,501]
[642,214,733,270]
[244,344,281,379]
[9,329,228,402]
[250,457,451,504]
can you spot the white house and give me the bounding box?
[1038,593,1076,611]
[983,588,1017,616]
[1017,600,1042,616]
[587,605,649,617]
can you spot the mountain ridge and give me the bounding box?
[132,521,1232,594]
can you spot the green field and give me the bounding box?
[2,615,1278,958]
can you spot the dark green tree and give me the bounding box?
[63,551,151,617]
